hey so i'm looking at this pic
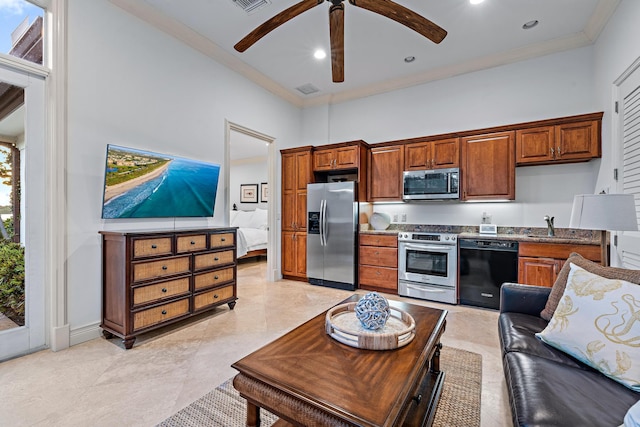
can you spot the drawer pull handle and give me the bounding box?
[214,276,219,280]
[221,238,226,242]
[214,294,219,299]
[162,288,167,293]
[161,310,167,315]
[413,394,422,404]
[151,244,157,249]
[214,257,219,261]
[190,241,196,245]
[162,266,168,270]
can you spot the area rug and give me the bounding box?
[157,346,482,427]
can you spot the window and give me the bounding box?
[0,0,44,66]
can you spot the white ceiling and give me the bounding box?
[110,0,619,107]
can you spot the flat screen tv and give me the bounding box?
[101,144,221,219]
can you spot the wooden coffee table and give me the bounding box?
[232,295,447,427]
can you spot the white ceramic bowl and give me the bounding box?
[369,212,391,230]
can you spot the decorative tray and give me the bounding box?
[325,302,416,350]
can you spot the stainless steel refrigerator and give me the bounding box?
[307,181,358,291]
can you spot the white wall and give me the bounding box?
[66,0,301,342]
[303,47,599,228]
[230,158,268,210]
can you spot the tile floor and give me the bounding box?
[0,260,512,426]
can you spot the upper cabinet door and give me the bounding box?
[431,138,459,169]
[516,126,554,165]
[369,145,405,201]
[461,131,515,201]
[404,142,430,170]
[335,146,359,168]
[313,149,335,171]
[555,120,600,161]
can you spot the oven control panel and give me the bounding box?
[398,232,457,245]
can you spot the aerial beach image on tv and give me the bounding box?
[101,145,221,219]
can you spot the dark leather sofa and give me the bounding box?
[498,283,638,427]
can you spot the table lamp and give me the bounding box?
[569,194,638,266]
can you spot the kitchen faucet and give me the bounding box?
[544,215,555,237]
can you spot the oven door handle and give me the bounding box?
[402,243,455,252]
[405,283,449,292]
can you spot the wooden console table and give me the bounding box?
[232,296,447,426]
[100,227,237,349]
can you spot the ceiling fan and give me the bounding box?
[234,0,447,83]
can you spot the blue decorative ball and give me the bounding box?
[355,292,391,330]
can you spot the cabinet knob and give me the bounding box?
[413,394,422,404]
[214,275,219,280]
[190,241,196,245]
[221,238,226,242]
[161,288,167,293]
[376,271,381,276]
[375,251,379,255]
[161,310,167,315]
[214,294,219,299]
[214,257,219,261]
[151,244,157,249]
[557,146,561,156]
[550,147,555,157]
[162,265,168,270]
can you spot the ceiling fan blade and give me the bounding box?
[235,0,324,52]
[329,3,345,83]
[349,0,447,44]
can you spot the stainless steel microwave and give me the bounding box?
[402,168,460,200]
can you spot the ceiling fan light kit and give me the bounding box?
[234,0,447,83]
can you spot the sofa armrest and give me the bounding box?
[500,283,551,316]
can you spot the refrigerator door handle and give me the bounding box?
[319,199,326,246]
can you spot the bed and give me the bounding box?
[230,208,268,259]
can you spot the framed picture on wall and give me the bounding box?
[260,182,269,203]
[240,184,258,203]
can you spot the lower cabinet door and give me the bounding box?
[359,265,398,292]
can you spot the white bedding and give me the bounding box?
[236,227,268,258]
[231,209,268,257]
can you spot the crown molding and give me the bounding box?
[108,0,303,108]
[110,0,616,109]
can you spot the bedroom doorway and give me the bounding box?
[225,121,277,281]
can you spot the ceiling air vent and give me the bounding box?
[296,84,320,95]
[232,0,271,14]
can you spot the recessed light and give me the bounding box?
[469,0,485,4]
[404,56,416,63]
[522,20,539,30]
[314,49,326,60]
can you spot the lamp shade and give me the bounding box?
[569,194,638,231]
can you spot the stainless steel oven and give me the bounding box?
[398,232,457,304]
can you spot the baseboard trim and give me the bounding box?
[70,322,101,346]
[50,323,70,351]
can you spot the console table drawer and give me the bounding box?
[211,233,234,248]
[194,250,235,270]
[132,237,173,259]
[133,298,190,331]
[193,267,235,290]
[177,234,208,253]
[193,285,235,311]
[133,256,191,283]
[132,277,191,307]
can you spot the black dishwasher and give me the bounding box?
[459,239,518,309]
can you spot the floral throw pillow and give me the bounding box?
[536,263,640,391]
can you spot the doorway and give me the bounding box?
[225,121,277,281]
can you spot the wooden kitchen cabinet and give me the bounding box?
[359,233,398,293]
[282,231,307,280]
[404,138,459,170]
[517,242,601,287]
[368,145,405,201]
[313,145,359,171]
[281,147,313,281]
[461,131,515,201]
[516,118,601,166]
[100,228,237,349]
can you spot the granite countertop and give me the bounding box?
[359,225,602,245]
